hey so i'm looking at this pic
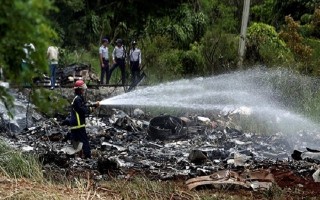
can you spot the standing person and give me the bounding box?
[109,38,126,85]
[99,38,109,84]
[70,80,99,159]
[47,45,59,90]
[129,40,142,85]
[22,43,35,70]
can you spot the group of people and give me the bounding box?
[46,44,94,158]
[99,38,142,86]
[46,39,142,159]
[67,38,143,159]
[47,37,142,90]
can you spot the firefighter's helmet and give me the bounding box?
[74,80,87,90]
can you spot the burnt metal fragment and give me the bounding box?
[188,150,207,164]
[147,115,187,140]
[39,151,70,168]
[97,157,119,174]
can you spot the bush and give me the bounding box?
[141,35,180,83]
[181,42,205,77]
[311,8,320,38]
[304,38,320,76]
[0,141,43,181]
[201,30,238,75]
[279,16,313,62]
[246,22,294,66]
[300,24,314,38]
[31,89,69,117]
[161,49,183,77]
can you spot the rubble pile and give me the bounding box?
[33,63,100,87]
[1,105,320,192]
[0,90,43,135]
[1,89,320,194]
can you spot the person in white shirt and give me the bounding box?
[109,38,126,85]
[99,38,109,84]
[129,40,141,84]
[21,43,35,72]
[22,43,35,64]
[47,45,59,90]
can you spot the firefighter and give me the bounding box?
[70,80,99,159]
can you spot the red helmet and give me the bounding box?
[74,80,87,90]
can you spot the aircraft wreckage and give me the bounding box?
[1,88,320,195]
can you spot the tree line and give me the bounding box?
[49,0,320,78]
[1,0,320,113]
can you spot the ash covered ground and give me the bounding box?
[1,87,320,196]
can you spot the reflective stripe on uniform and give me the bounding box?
[71,96,86,130]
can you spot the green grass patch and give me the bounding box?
[0,141,43,181]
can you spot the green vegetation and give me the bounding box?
[246,23,294,66]
[0,141,43,181]
[0,0,56,116]
[1,0,320,91]
[30,89,70,117]
[3,0,320,87]
[2,0,320,133]
[2,1,320,199]
[46,1,320,84]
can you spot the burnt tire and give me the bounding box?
[147,115,187,140]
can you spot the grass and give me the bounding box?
[0,173,259,200]
[2,173,319,200]
[262,184,285,200]
[0,140,313,199]
[0,174,109,200]
[101,176,255,199]
[0,141,43,181]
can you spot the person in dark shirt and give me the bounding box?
[69,80,99,159]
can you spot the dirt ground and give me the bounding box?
[271,166,320,197]
[1,166,320,200]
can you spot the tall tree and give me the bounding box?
[272,0,318,28]
[0,0,56,111]
[51,0,187,47]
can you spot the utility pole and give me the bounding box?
[238,0,251,68]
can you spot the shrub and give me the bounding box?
[201,30,238,75]
[31,89,69,117]
[311,8,320,38]
[180,42,205,77]
[141,35,180,83]
[279,16,313,62]
[0,141,43,181]
[300,24,314,38]
[304,38,320,76]
[300,13,313,25]
[246,22,294,66]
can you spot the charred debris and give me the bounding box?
[1,84,320,193]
